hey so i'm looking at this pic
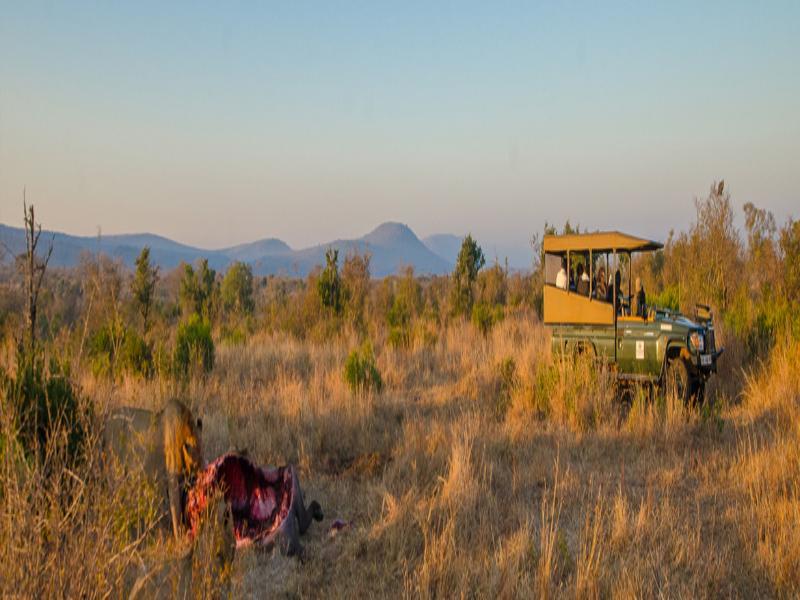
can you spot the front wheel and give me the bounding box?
[665,358,692,403]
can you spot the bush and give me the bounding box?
[451,234,486,316]
[221,261,255,316]
[649,284,680,311]
[221,324,248,345]
[88,323,152,378]
[174,313,215,377]
[1,348,88,464]
[318,248,343,315]
[388,326,411,349]
[471,302,504,336]
[344,341,383,395]
[387,294,413,349]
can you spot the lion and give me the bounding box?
[104,398,204,540]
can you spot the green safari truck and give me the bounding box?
[542,231,723,402]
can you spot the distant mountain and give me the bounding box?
[282,222,452,277]
[221,238,292,262]
[423,233,464,264]
[0,221,453,277]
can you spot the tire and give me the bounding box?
[665,358,692,404]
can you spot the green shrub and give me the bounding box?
[387,293,413,349]
[88,324,116,377]
[174,313,215,377]
[221,261,255,316]
[451,234,486,317]
[221,325,247,345]
[88,323,152,378]
[344,341,382,395]
[388,326,411,349]
[471,302,504,336]
[649,284,680,311]
[318,248,343,314]
[120,331,153,377]
[1,348,88,464]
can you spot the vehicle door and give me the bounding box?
[616,318,660,378]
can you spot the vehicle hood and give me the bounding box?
[656,313,703,332]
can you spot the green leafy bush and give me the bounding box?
[344,341,383,395]
[221,324,248,345]
[451,234,486,316]
[174,313,215,377]
[387,294,413,349]
[1,348,88,464]
[649,284,680,311]
[471,302,504,336]
[121,331,153,377]
[88,323,152,378]
[221,261,255,316]
[318,248,343,315]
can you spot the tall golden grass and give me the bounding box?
[1,311,798,597]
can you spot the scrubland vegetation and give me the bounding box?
[1,182,799,598]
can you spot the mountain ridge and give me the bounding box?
[0,221,454,277]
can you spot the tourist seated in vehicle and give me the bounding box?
[556,259,568,290]
[595,266,607,300]
[576,263,590,296]
[607,270,622,312]
[633,277,647,317]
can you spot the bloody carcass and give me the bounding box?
[185,453,322,556]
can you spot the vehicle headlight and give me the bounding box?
[689,331,704,352]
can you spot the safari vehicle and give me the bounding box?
[543,231,723,402]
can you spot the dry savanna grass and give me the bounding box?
[2,311,799,598]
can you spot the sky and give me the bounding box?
[1,1,798,263]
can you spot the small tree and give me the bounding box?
[180,259,218,320]
[22,201,53,354]
[343,341,382,396]
[3,200,87,464]
[341,251,371,330]
[221,261,255,316]
[450,234,485,317]
[173,314,215,377]
[131,246,159,334]
[387,266,422,348]
[318,248,343,314]
[478,260,507,306]
[780,218,800,307]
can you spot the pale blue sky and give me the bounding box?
[1,2,798,258]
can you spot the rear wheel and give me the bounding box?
[665,358,692,403]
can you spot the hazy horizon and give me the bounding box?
[1,3,798,252]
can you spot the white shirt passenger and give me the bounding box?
[556,268,567,290]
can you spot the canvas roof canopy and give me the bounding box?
[543,231,663,254]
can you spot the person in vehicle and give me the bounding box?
[556,258,568,290]
[595,266,607,300]
[607,270,622,312]
[633,277,646,317]
[576,263,590,296]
